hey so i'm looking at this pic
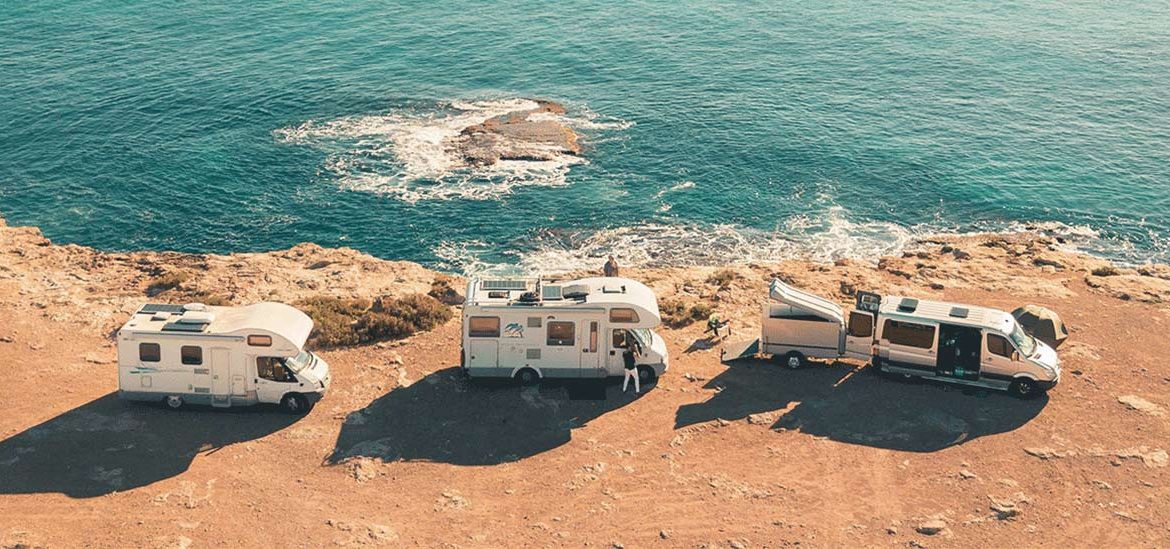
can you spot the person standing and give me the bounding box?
[603,256,619,278]
[621,332,641,394]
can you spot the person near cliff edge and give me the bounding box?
[603,256,619,278]
[621,332,642,394]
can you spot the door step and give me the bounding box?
[211,395,231,408]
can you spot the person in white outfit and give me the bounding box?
[621,333,641,394]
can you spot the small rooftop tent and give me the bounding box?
[768,279,845,325]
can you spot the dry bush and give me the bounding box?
[660,298,715,328]
[706,268,741,289]
[146,271,190,296]
[299,294,452,348]
[298,297,372,348]
[428,275,465,305]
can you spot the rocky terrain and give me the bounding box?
[1,215,1170,547]
[452,99,581,166]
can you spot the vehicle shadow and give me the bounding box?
[0,393,300,498]
[328,367,638,466]
[675,359,1049,452]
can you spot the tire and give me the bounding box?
[1008,378,1040,399]
[280,393,312,415]
[637,365,658,385]
[164,395,184,410]
[515,368,539,386]
[783,351,806,370]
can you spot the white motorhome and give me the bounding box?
[117,302,331,413]
[742,279,1060,398]
[461,277,669,385]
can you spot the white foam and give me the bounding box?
[275,98,628,203]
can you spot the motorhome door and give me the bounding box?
[843,310,875,360]
[467,339,499,376]
[936,324,981,380]
[210,348,232,407]
[579,320,604,377]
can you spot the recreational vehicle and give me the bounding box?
[738,280,1060,398]
[117,302,331,413]
[461,277,669,385]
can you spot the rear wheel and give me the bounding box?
[783,351,806,370]
[516,368,539,386]
[1008,378,1039,399]
[280,393,312,415]
[164,395,184,410]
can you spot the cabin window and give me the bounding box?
[847,312,874,337]
[469,317,500,338]
[139,343,161,362]
[883,320,935,349]
[256,357,296,382]
[609,308,640,323]
[987,334,1013,358]
[180,346,203,365]
[527,317,542,328]
[247,335,272,347]
[546,321,575,346]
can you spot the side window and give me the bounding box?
[987,334,1013,358]
[469,317,500,337]
[883,320,935,349]
[139,343,161,362]
[847,312,874,337]
[180,346,203,365]
[612,329,628,349]
[247,335,272,347]
[585,321,599,353]
[546,321,575,346]
[256,357,295,382]
[609,308,640,323]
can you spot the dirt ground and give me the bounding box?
[2,223,1170,547]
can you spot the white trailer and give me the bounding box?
[728,280,1061,398]
[461,277,669,386]
[117,302,331,413]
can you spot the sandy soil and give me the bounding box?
[1,217,1169,548]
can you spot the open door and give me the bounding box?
[843,310,875,360]
[936,324,981,380]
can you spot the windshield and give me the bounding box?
[1008,323,1037,357]
[629,329,653,349]
[284,350,313,373]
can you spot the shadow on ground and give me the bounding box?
[0,393,300,498]
[329,367,641,466]
[676,359,1048,452]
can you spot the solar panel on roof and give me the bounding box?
[482,280,528,291]
[541,285,563,300]
[161,322,208,332]
[139,304,186,314]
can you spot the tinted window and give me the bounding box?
[547,321,575,346]
[609,308,640,323]
[469,317,500,337]
[256,357,296,382]
[139,343,161,362]
[180,346,203,365]
[883,320,935,349]
[848,312,874,337]
[987,334,1013,358]
[247,335,272,347]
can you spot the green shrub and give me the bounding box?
[146,271,190,296]
[428,275,465,305]
[660,298,715,328]
[298,294,451,348]
[355,312,414,340]
[298,297,371,348]
[689,301,713,321]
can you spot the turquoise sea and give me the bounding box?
[2,1,1168,272]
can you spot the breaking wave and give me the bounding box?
[274,98,630,203]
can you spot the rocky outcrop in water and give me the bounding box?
[452,99,581,166]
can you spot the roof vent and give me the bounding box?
[949,307,969,318]
[176,311,215,325]
[151,312,173,321]
[542,285,565,300]
[183,303,209,312]
[562,284,590,299]
[897,298,919,313]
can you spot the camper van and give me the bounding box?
[116,302,331,413]
[461,277,669,385]
[748,280,1060,398]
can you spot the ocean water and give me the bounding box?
[2,1,1168,273]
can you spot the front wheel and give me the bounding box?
[515,368,539,386]
[637,365,658,385]
[783,352,806,370]
[164,395,184,410]
[280,393,312,415]
[1008,378,1040,399]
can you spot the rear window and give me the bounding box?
[883,320,935,349]
[469,317,500,338]
[848,311,874,337]
[139,343,161,362]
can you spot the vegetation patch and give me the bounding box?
[660,298,715,328]
[706,268,741,289]
[298,294,452,348]
[145,271,190,296]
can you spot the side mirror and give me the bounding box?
[1011,351,1020,362]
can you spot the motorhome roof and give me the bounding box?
[879,296,1015,334]
[467,277,659,312]
[119,302,314,347]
